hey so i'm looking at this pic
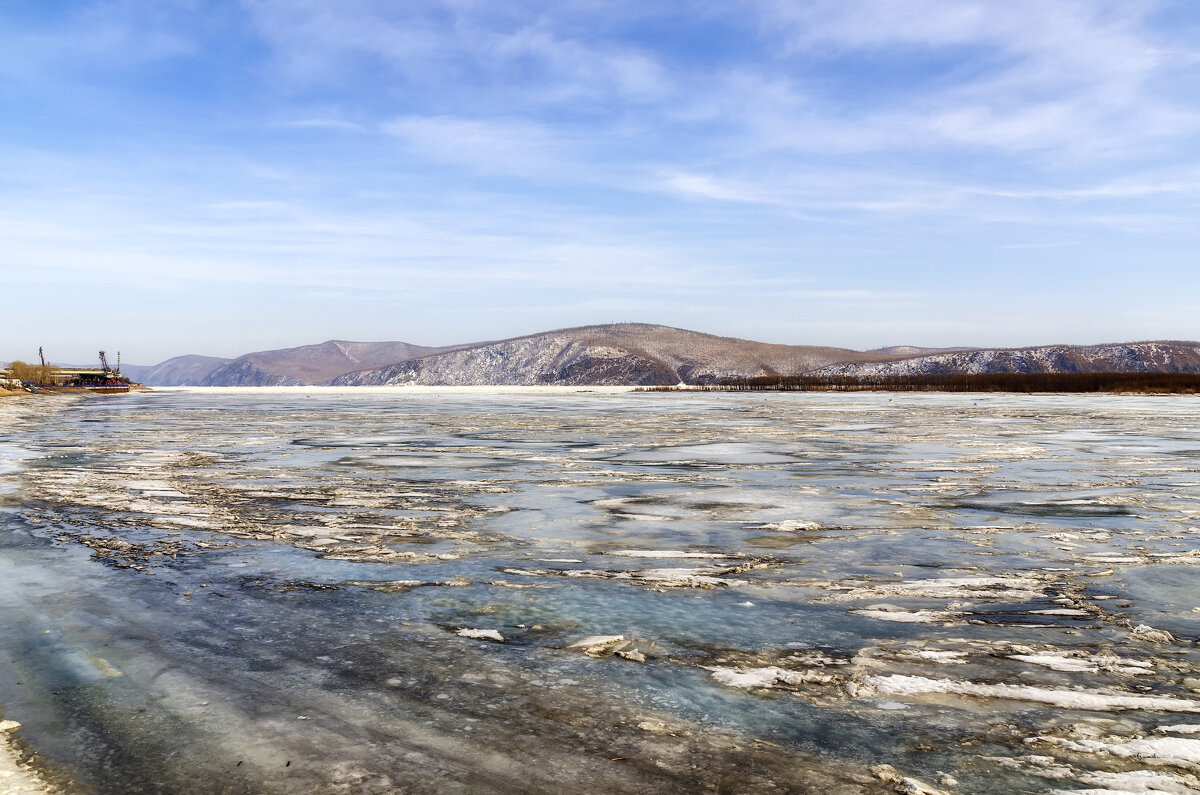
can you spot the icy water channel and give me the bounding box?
[2,389,1200,794]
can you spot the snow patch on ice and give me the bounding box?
[863,675,1200,713]
[1159,726,1200,735]
[825,574,1047,602]
[851,605,965,624]
[749,519,824,532]
[1008,653,1099,673]
[707,666,835,690]
[608,549,735,559]
[1036,735,1200,772]
[1052,768,1200,794]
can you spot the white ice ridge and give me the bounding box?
[1027,608,1090,616]
[567,635,626,649]
[1006,651,1153,675]
[503,566,749,588]
[1037,735,1200,772]
[907,650,969,664]
[1052,768,1200,794]
[851,604,965,623]
[822,574,1047,601]
[1008,653,1100,673]
[455,628,504,643]
[1133,625,1178,644]
[862,675,1200,713]
[608,549,735,559]
[749,519,824,532]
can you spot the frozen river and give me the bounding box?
[2,389,1200,793]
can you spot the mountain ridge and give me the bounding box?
[332,323,895,387]
[815,341,1200,377]
[120,355,232,387]
[121,325,1200,386]
[197,340,459,386]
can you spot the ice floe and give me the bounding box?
[607,549,736,559]
[503,565,752,588]
[706,666,835,690]
[564,635,651,661]
[861,675,1200,712]
[1160,726,1200,735]
[747,519,825,532]
[1134,625,1178,644]
[821,574,1049,601]
[456,628,505,643]
[1054,773,1200,794]
[850,604,966,624]
[869,763,950,795]
[1008,652,1102,673]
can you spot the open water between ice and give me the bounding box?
[2,389,1200,793]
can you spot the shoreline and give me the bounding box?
[153,384,643,395]
[1,721,53,794]
[10,383,1193,397]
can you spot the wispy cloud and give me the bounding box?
[656,172,774,204]
[751,0,1200,155]
[281,118,365,131]
[382,116,576,177]
[3,0,1200,360]
[243,0,673,108]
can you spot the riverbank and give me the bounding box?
[155,384,641,395]
[1,385,148,399]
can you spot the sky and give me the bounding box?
[2,0,1199,365]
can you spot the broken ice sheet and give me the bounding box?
[5,390,1200,792]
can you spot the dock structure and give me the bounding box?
[4,349,135,392]
[52,367,131,387]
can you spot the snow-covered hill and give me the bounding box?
[199,340,455,386]
[121,355,231,386]
[815,342,1200,377]
[333,324,882,386]
[124,329,1200,387]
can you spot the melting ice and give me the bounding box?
[1,389,1200,793]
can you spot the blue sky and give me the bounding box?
[2,0,1199,364]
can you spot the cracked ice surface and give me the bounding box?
[2,389,1200,792]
